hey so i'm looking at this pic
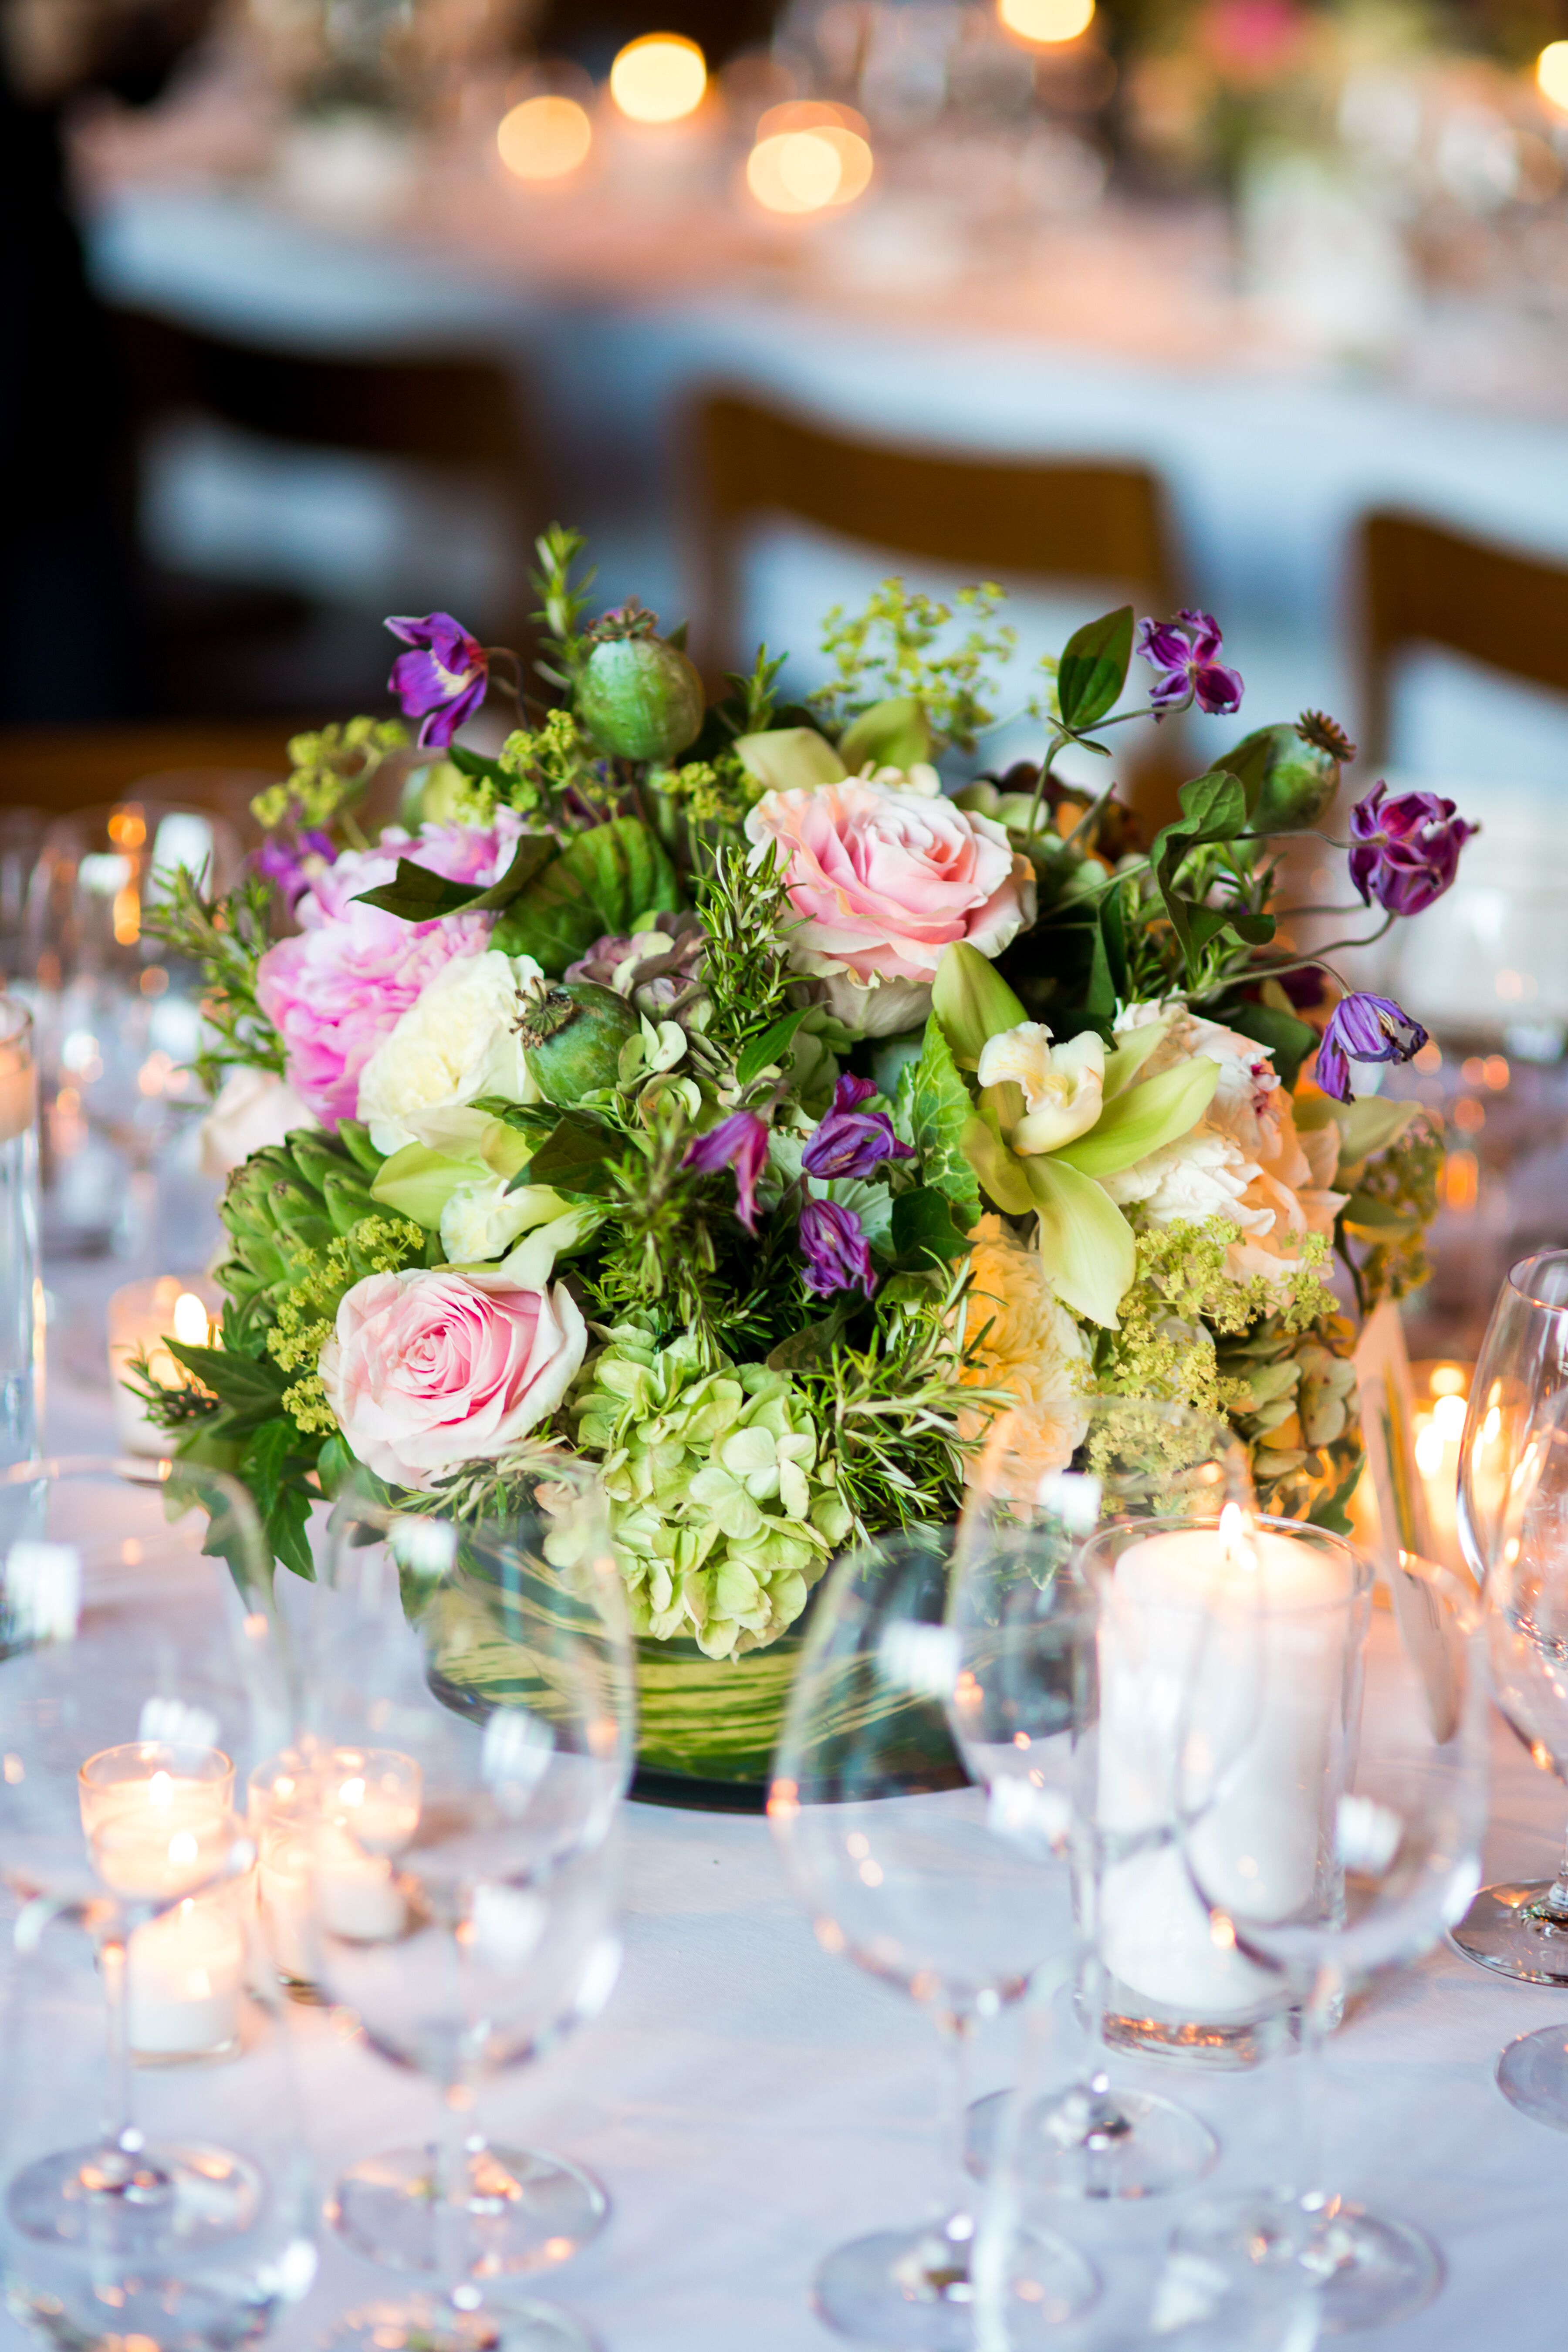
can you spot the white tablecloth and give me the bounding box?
[26,1351,1568,2352]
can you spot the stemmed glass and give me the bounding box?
[951,1399,1252,2201]
[294,1466,633,2352]
[1453,1246,1568,1982]
[0,1455,314,2352]
[1152,1524,1489,2332]
[1478,1390,1568,2126]
[768,1524,1098,2346]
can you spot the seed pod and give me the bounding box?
[577,621,704,765]
[517,981,642,1105]
[1220,723,1339,834]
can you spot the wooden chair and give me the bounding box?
[688,389,1183,819]
[1359,509,1568,768]
[113,307,539,697]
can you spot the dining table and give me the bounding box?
[17,1281,1568,2352]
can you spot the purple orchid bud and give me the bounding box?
[801,1074,916,1183]
[799,1198,878,1301]
[1315,992,1429,1103]
[252,829,335,910]
[1135,609,1244,720]
[1348,782,1478,917]
[385,612,489,749]
[680,1111,770,1234]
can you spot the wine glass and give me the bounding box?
[1150,1524,1488,2333]
[768,1523,1098,2346]
[951,1399,1254,2201]
[1478,1390,1568,2127]
[294,1465,633,2352]
[1453,1246,1568,1982]
[0,1455,312,2346]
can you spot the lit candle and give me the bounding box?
[1412,1361,1471,1575]
[251,1745,421,1980]
[107,1278,220,1457]
[1095,1514,1355,2022]
[124,1897,244,2058]
[0,1021,36,1146]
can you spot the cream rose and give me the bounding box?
[957,1215,1088,1498]
[320,1266,586,1490]
[356,950,545,1155]
[199,1067,318,1179]
[745,778,1035,1037]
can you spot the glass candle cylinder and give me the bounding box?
[250,1745,423,1988]
[106,1276,221,1458]
[0,996,40,1475]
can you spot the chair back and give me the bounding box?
[1359,509,1568,768]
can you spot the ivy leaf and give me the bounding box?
[890,1187,971,1269]
[315,1433,359,1504]
[491,818,680,975]
[265,1482,316,1582]
[736,1007,810,1089]
[243,1417,300,1527]
[524,1117,620,1196]
[894,1019,983,1227]
[351,833,557,924]
[1056,605,1134,732]
[1147,770,1248,978]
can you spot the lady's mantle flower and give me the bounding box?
[681,1111,770,1234]
[1315,993,1429,1103]
[1136,610,1244,718]
[1348,781,1477,917]
[386,612,488,748]
[976,1023,1106,1156]
[799,1199,877,1300]
[801,1075,915,1181]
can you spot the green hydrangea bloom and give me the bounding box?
[574,1323,852,1659]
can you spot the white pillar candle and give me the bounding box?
[126,1897,244,2058]
[1096,1520,1354,2021]
[106,1278,220,1458]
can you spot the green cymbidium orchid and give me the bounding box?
[932,942,1220,1327]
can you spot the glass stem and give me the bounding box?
[934,2010,976,2229]
[101,1927,139,2158]
[435,2082,478,2308]
[1282,1959,1339,2212]
[1540,1818,1568,1919]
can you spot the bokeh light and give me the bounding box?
[497,95,593,181]
[747,104,874,214]
[999,0,1096,43]
[609,34,708,124]
[1537,40,1568,113]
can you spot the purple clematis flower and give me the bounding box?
[253,828,335,911]
[681,1111,770,1234]
[385,612,489,748]
[799,1199,878,1301]
[1315,993,1429,1103]
[801,1074,916,1183]
[1348,782,1478,918]
[1136,610,1244,720]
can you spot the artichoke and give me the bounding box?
[577,602,704,765]
[216,1119,385,1343]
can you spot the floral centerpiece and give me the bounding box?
[136,530,1471,1789]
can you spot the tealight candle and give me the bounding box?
[250,1744,422,1983]
[1095,1514,1356,2024]
[107,1277,220,1457]
[125,1896,245,2059]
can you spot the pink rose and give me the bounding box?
[744,779,1035,1036]
[320,1266,587,1490]
[255,817,523,1127]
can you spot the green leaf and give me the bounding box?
[930,942,1027,1068]
[165,1342,289,1432]
[1147,770,1249,978]
[1328,1095,1416,1170]
[266,1482,316,1582]
[736,1007,811,1089]
[448,745,507,786]
[372,1143,480,1228]
[1224,1001,1319,1092]
[1052,1055,1220,1179]
[1342,1192,1419,1240]
[890,1187,971,1269]
[893,1019,983,1226]
[1021,1156,1136,1327]
[525,1116,621,1196]
[315,1433,358,1504]
[491,818,680,975]
[765,1304,852,1372]
[960,1112,1032,1215]
[838,696,930,774]
[1099,880,1130,1003]
[243,1417,299,1527]
[1100,1020,1168,1101]
[733,727,846,795]
[1056,605,1134,732]
[353,831,558,924]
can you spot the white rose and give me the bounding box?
[1102,1126,1273,1233]
[977,1022,1105,1155]
[199,1067,318,1179]
[356,950,545,1155]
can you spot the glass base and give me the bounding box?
[328,2146,608,2278]
[1172,2190,1442,2334]
[814,2211,1097,2346]
[7,2137,261,2257]
[321,2296,594,2352]
[966,2080,1218,2200]
[1497,2024,1568,2127]
[1450,1881,1568,1985]
[1097,1975,1302,2072]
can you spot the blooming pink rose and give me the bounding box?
[320,1266,587,1490]
[744,779,1035,1035]
[255,817,523,1126]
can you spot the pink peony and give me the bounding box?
[320,1266,587,1491]
[255,817,522,1127]
[744,778,1035,1036]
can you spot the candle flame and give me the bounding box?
[1218,1502,1260,1573]
[338,1777,366,1808]
[168,1832,198,1867]
[172,1291,209,1346]
[149,1771,172,1808]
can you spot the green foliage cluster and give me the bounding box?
[141,870,285,1090]
[1346,1112,1444,1312]
[253,716,409,835]
[811,579,1015,753]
